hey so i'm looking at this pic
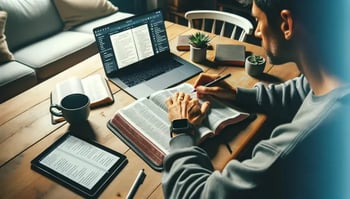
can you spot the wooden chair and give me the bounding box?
[184,10,254,41]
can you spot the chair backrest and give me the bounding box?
[184,10,254,41]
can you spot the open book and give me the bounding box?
[50,74,114,124]
[108,83,249,171]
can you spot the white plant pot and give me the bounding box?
[245,56,266,77]
[190,45,207,63]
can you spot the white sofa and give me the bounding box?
[0,0,133,102]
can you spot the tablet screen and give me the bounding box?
[31,133,127,198]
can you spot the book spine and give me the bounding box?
[215,60,245,66]
[111,113,165,166]
[176,45,190,51]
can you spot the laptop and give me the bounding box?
[93,9,202,99]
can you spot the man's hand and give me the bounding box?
[166,92,210,126]
[194,73,237,101]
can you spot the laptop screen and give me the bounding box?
[93,10,170,76]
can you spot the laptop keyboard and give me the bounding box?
[119,59,183,87]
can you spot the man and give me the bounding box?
[162,0,350,198]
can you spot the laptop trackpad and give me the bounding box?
[126,84,156,99]
[146,69,185,90]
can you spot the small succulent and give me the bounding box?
[248,55,265,64]
[189,32,211,48]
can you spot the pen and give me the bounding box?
[192,73,231,92]
[126,169,146,199]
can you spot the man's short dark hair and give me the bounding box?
[253,0,349,81]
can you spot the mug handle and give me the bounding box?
[50,105,63,117]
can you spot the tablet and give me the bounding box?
[31,133,127,198]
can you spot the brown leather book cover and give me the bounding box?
[108,113,165,171]
[214,44,246,66]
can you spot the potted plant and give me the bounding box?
[189,32,211,63]
[245,55,266,76]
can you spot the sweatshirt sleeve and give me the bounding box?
[235,75,310,121]
[162,140,281,199]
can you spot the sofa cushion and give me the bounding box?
[14,31,95,80]
[0,61,37,102]
[0,0,63,51]
[53,0,118,30]
[0,10,15,63]
[72,11,133,34]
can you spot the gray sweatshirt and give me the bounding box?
[162,75,350,199]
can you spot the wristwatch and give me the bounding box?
[170,119,195,138]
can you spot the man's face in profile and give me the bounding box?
[251,1,293,65]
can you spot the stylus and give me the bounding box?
[126,169,146,199]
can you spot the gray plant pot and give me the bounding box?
[245,55,266,77]
[190,45,207,63]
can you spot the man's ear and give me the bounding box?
[280,10,293,40]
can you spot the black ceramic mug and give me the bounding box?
[50,93,90,124]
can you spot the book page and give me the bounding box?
[203,97,249,134]
[149,84,215,141]
[132,24,154,60]
[51,77,84,106]
[51,74,114,124]
[118,98,171,153]
[149,83,249,138]
[81,74,113,107]
[114,83,249,159]
[149,83,194,111]
[40,135,120,190]
[110,29,139,69]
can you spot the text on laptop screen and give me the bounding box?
[94,10,170,76]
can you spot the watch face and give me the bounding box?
[170,119,194,137]
[173,119,189,128]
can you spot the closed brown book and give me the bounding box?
[176,35,213,51]
[214,44,246,66]
[176,35,190,51]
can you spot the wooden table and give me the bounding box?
[0,21,299,199]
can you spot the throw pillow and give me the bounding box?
[53,0,119,30]
[0,11,15,63]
